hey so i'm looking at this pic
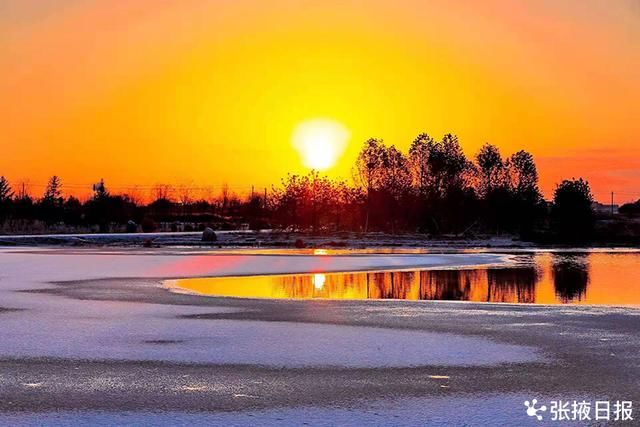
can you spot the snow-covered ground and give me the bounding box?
[0,395,557,427]
[0,230,531,249]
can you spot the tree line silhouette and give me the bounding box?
[271,134,599,241]
[0,133,613,242]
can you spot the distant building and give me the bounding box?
[592,202,618,215]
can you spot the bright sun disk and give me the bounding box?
[292,119,350,170]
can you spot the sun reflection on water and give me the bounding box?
[313,273,326,290]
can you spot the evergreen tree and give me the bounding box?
[43,176,63,205]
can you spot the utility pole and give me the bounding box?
[611,191,614,217]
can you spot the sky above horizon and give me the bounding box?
[1,0,639,202]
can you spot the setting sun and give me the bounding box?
[292,119,350,171]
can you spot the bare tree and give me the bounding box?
[476,143,506,196]
[409,133,435,196]
[380,145,411,197]
[429,133,473,198]
[379,145,412,232]
[177,183,193,206]
[508,150,539,196]
[152,184,173,201]
[124,185,143,206]
[354,138,386,231]
[220,182,230,212]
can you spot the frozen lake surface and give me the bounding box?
[0,248,534,366]
[0,247,639,425]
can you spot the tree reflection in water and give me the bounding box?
[370,271,419,299]
[173,253,640,305]
[551,254,590,303]
[277,268,539,303]
[419,270,475,301]
[487,268,538,303]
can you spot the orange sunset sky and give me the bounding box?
[1,0,639,202]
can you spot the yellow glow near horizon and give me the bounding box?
[292,119,350,171]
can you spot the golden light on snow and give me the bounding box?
[292,119,350,170]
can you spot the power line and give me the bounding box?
[10,182,258,191]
